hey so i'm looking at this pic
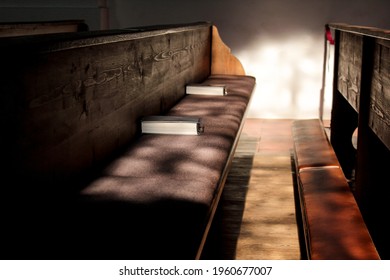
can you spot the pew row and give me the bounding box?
[0,22,256,259]
[292,119,380,260]
[327,23,390,259]
[293,23,390,259]
[292,119,379,260]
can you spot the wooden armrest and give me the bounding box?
[211,25,245,75]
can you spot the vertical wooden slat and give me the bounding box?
[369,39,390,150]
[354,36,390,260]
[355,35,376,205]
[337,32,363,111]
[330,29,358,180]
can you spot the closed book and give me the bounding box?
[141,116,204,135]
[186,84,227,95]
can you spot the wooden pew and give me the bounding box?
[292,119,380,259]
[292,23,390,259]
[0,22,255,260]
[329,23,390,259]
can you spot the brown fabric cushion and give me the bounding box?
[73,74,256,259]
[292,119,340,170]
[76,177,216,259]
[298,167,380,260]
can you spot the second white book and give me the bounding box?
[141,116,204,135]
[186,84,227,95]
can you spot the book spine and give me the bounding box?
[140,117,204,135]
[197,122,204,135]
[186,85,226,95]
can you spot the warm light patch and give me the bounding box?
[236,34,334,119]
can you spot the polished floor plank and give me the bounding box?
[203,118,302,260]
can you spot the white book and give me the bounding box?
[141,116,204,135]
[186,84,227,95]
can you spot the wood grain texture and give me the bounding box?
[337,31,363,111]
[329,23,390,258]
[369,39,390,150]
[0,23,212,186]
[328,23,390,40]
[203,119,301,260]
[211,26,245,75]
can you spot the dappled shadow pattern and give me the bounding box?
[0,75,255,260]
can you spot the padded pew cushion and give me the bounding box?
[73,74,256,259]
[292,119,340,170]
[298,167,380,260]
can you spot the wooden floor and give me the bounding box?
[202,118,304,260]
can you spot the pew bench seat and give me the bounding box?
[292,119,380,259]
[4,74,255,260]
[0,21,255,260]
[74,74,255,259]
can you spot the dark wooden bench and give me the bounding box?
[0,22,255,260]
[292,119,380,260]
[292,23,390,260]
[328,24,390,259]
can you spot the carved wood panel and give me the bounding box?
[369,39,390,150]
[0,23,212,184]
[337,31,363,112]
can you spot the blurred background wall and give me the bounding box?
[1,0,390,119]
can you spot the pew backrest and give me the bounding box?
[326,23,390,258]
[0,22,215,187]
